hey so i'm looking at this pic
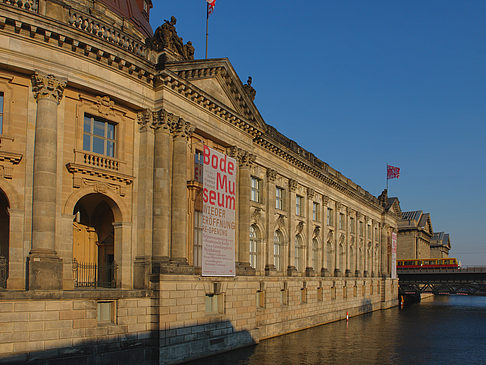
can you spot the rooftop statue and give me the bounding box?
[243,76,256,101]
[148,16,195,60]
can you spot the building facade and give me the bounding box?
[397,210,433,260]
[430,232,451,258]
[0,1,399,363]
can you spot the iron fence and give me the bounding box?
[0,256,7,289]
[73,259,117,288]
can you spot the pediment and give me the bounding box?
[163,59,267,132]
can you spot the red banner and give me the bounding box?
[206,0,216,15]
[387,165,400,180]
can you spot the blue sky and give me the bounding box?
[150,1,486,265]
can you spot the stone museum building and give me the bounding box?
[0,1,399,363]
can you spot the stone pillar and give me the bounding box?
[334,202,341,277]
[265,168,277,275]
[169,116,194,272]
[229,147,256,275]
[305,188,315,277]
[355,212,361,277]
[321,196,330,277]
[28,72,66,290]
[364,217,369,277]
[345,207,352,277]
[287,179,297,276]
[134,110,155,288]
[152,110,172,272]
[380,223,388,277]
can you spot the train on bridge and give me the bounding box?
[397,258,459,270]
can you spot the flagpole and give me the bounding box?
[386,163,388,191]
[205,4,209,59]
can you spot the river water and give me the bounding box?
[187,295,486,365]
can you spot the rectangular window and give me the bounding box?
[313,202,319,221]
[339,213,345,230]
[0,92,3,134]
[275,187,283,210]
[359,222,364,236]
[251,177,261,203]
[367,224,371,239]
[350,217,355,234]
[97,301,115,324]
[83,114,116,157]
[327,208,334,226]
[194,211,203,267]
[194,150,203,182]
[296,195,303,216]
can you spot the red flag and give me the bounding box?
[387,165,400,180]
[206,0,216,15]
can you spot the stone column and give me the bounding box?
[169,116,194,271]
[287,179,297,276]
[380,223,388,277]
[305,188,315,277]
[134,110,155,288]
[345,207,352,277]
[355,212,361,277]
[152,110,172,272]
[229,147,256,275]
[28,72,66,290]
[334,202,341,277]
[364,217,369,277]
[321,196,330,277]
[265,168,277,275]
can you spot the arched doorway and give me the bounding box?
[0,189,9,288]
[73,194,116,288]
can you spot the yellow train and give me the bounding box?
[397,258,459,269]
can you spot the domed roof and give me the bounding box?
[98,0,153,38]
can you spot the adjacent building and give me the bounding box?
[430,232,451,258]
[397,210,434,260]
[0,1,399,363]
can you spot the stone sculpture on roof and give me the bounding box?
[148,16,195,60]
[243,76,256,101]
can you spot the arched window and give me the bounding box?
[274,230,283,271]
[295,235,303,271]
[312,238,319,270]
[250,225,259,269]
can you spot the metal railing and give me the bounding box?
[73,259,117,288]
[0,256,7,289]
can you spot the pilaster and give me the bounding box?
[287,179,297,276]
[265,168,277,275]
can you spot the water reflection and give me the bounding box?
[186,296,486,365]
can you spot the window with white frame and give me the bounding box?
[251,177,261,203]
[83,114,116,157]
[250,225,259,269]
[193,211,203,267]
[274,230,283,271]
[313,202,320,221]
[276,187,284,210]
[296,195,304,216]
[295,235,303,271]
[327,207,334,226]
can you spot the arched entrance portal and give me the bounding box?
[73,194,117,288]
[0,189,9,288]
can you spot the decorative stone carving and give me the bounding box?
[323,195,329,206]
[339,233,345,244]
[171,116,194,140]
[96,96,115,116]
[276,214,286,228]
[307,188,315,199]
[327,229,334,243]
[266,168,277,182]
[296,221,304,234]
[252,207,262,223]
[137,109,155,131]
[289,179,298,192]
[243,76,256,101]
[227,147,256,167]
[346,207,353,216]
[148,16,195,60]
[313,226,320,238]
[32,72,66,104]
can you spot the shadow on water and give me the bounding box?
[0,321,255,365]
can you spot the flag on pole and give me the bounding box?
[387,165,400,180]
[207,0,216,15]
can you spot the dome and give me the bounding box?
[98,0,153,38]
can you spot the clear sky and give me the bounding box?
[149,1,486,265]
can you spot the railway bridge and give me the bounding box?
[398,267,486,296]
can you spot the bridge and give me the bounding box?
[398,267,486,296]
